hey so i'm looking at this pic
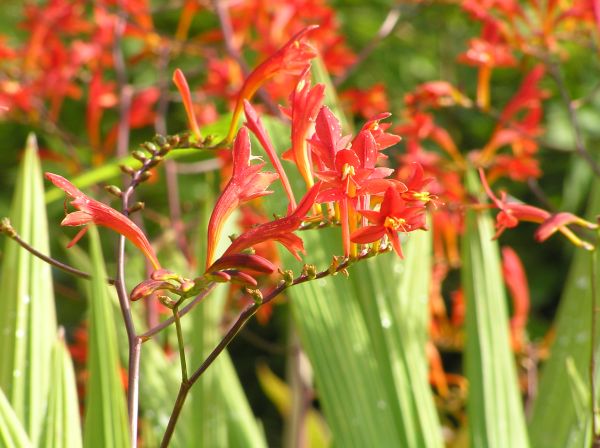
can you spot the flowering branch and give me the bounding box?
[159,245,391,447]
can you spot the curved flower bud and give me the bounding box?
[173,68,202,139]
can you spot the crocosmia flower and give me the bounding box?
[351,186,427,258]
[45,172,161,269]
[225,25,318,143]
[205,127,278,268]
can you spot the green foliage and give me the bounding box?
[0,135,59,445]
[461,171,529,447]
[83,228,130,448]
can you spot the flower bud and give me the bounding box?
[104,185,122,198]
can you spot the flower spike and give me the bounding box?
[45,173,161,270]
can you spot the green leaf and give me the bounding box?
[349,227,443,447]
[83,227,129,448]
[0,134,57,444]
[461,170,529,448]
[285,226,441,447]
[39,332,83,448]
[529,180,600,448]
[0,387,31,448]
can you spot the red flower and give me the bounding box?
[281,68,325,188]
[219,182,321,261]
[45,173,161,269]
[205,127,278,267]
[225,25,318,143]
[351,186,427,257]
[479,169,597,248]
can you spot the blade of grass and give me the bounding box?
[83,227,129,448]
[0,134,57,444]
[461,170,529,447]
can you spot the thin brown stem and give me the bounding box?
[139,282,217,341]
[0,220,115,284]
[173,305,189,382]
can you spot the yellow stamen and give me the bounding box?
[384,216,406,231]
[413,191,431,203]
[341,163,355,180]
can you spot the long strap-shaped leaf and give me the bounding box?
[39,334,82,448]
[288,226,438,447]
[0,388,31,448]
[461,170,529,447]
[83,227,130,448]
[0,134,57,445]
[529,180,600,447]
[349,228,443,447]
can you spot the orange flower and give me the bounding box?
[225,25,318,143]
[45,173,161,269]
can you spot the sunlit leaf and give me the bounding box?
[529,181,600,448]
[39,333,82,448]
[0,387,31,448]
[461,170,529,447]
[0,134,57,444]
[83,227,129,448]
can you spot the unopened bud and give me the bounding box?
[147,155,163,168]
[128,202,145,214]
[132,150,148,162]
[167,134,181,147]
[142,142,159,155]
[302,264,317,280]
[0,217,16,237]
[120,164,135,175]
[158,295,176,309]
[154,134,168,148]
[180,280,195,293]
[138,171,152,182]
[104,185,122,198]
[280,269,294,286]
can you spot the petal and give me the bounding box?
[350,225,386,244]
[45,172,85,198]
[61,210,93,226]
